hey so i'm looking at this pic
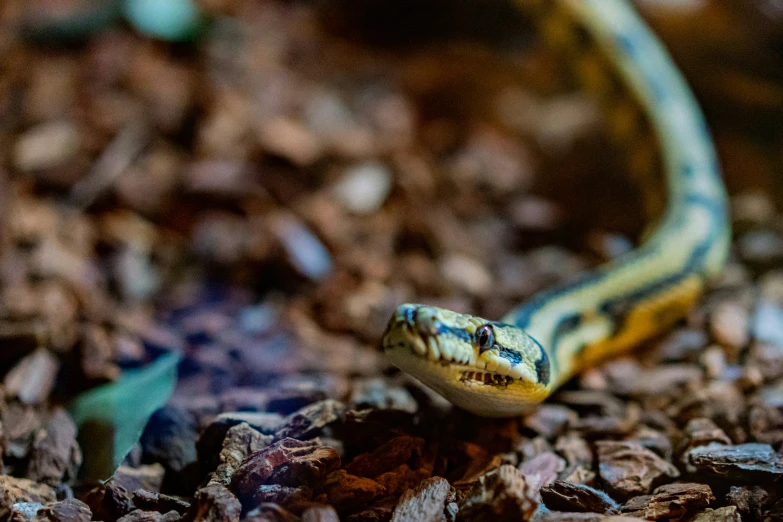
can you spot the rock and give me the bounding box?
[596,441,679,500]
[540,481,619,514]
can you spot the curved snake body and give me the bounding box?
[382,0,731,416]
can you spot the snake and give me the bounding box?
[382,0,731,417]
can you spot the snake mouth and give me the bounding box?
[460,371,514,386]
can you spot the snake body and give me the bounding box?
[382,0,731,416]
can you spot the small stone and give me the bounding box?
[596,441,679,500]
[687,442,783,481]
[391,477,452,522]
[459,465,538,521]
[540,481,619,514]
[14,121,81,172]
[332,162,393,214]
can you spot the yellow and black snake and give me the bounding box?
[382,0,731,416]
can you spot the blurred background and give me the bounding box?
[0,0,783,503]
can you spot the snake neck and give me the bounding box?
[384,0,730,416]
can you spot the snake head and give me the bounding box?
[382,303,552,416]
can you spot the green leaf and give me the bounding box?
[68,350,180,481]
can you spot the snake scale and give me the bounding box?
[382,0,731,416]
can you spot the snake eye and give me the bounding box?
[476,325,495,353]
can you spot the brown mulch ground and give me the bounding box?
[1,1,783,521]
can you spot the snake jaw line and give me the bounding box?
[382,304,551,415]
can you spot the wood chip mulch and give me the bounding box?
[1,1,783,521]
